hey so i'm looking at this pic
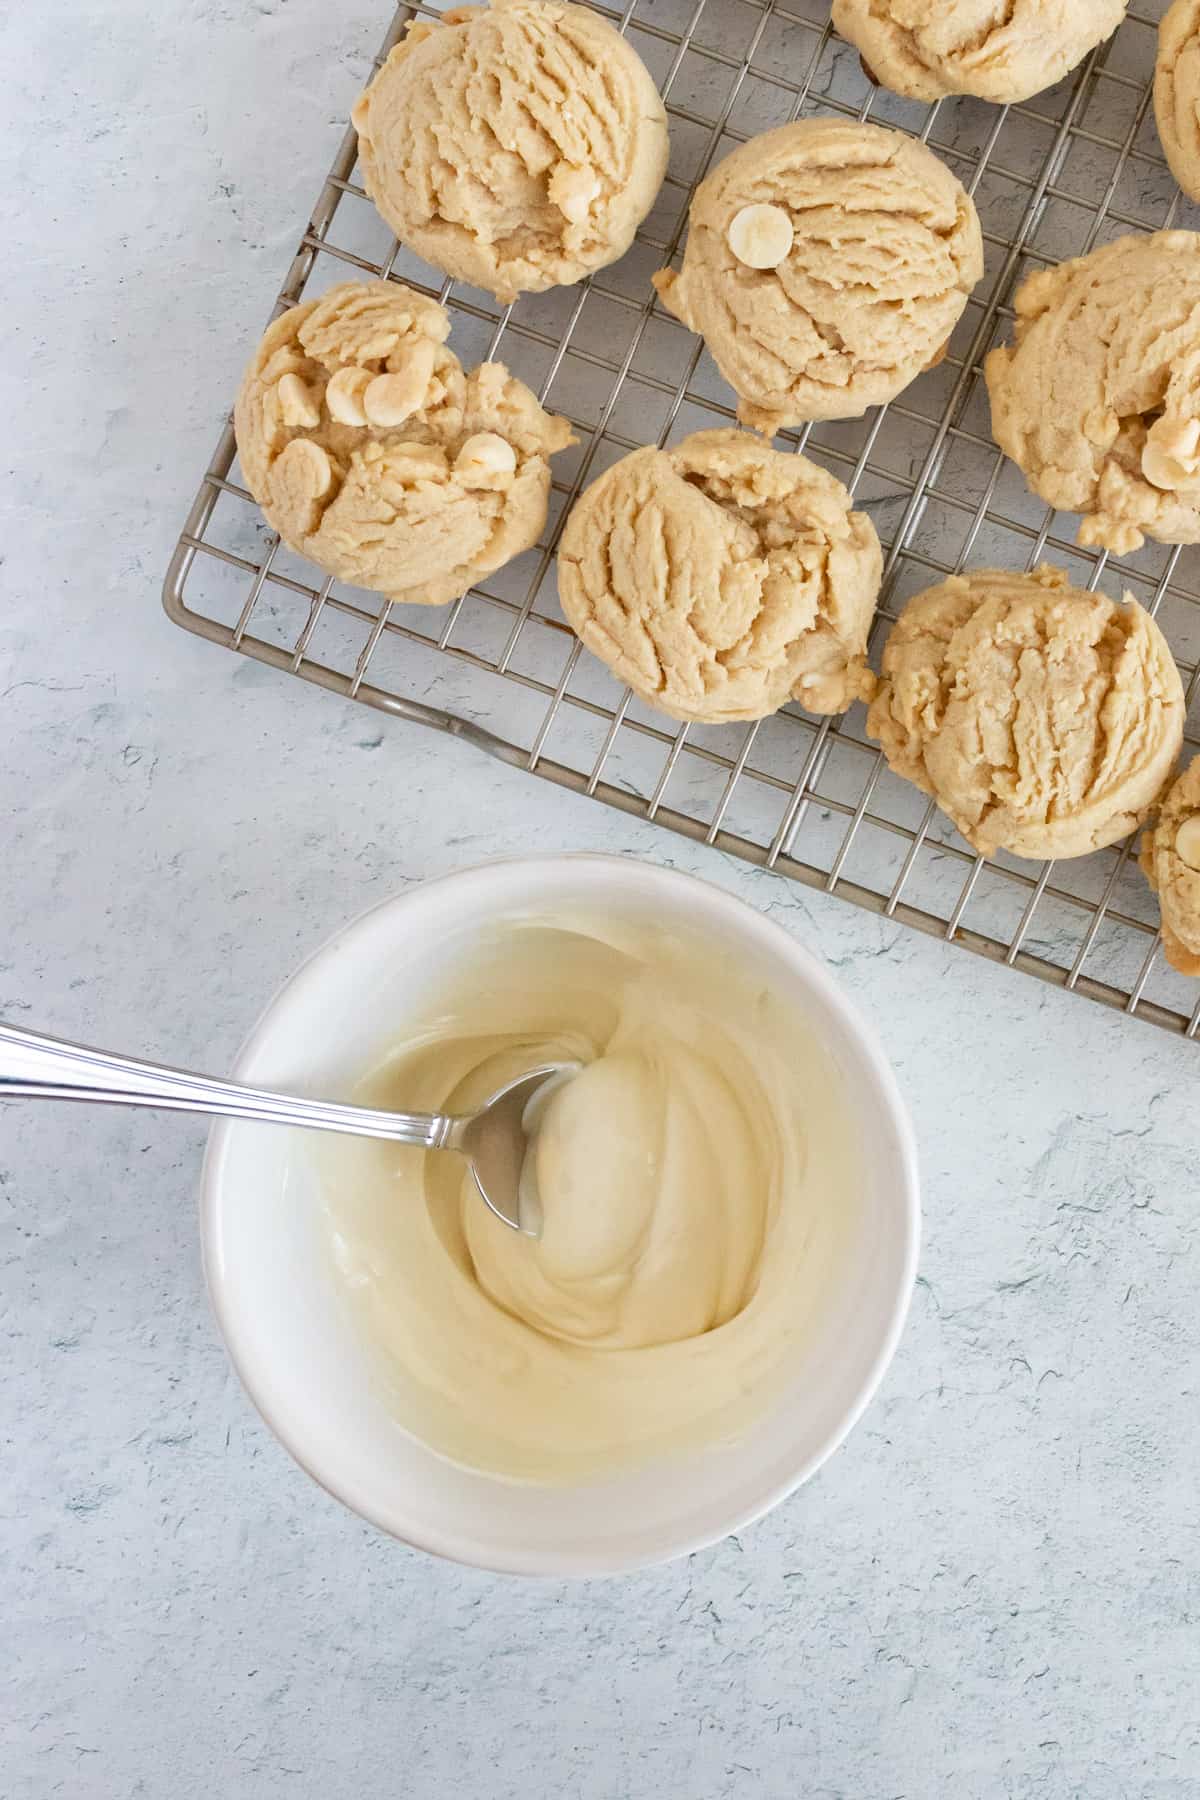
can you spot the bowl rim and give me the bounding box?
[201,852,921,1576]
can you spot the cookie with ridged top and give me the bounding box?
[868,566,1184,860]
[558,429,882,722]
[833,0,1127,105]
[235,281,573,607]
[1140,757,1200,976]
[1156,0,1200,202]
[985,231,1200,556]
[652,120,982,433]
[352,0,668,303]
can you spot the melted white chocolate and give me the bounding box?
[318,917,859,1483]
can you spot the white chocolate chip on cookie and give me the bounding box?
[277,372,321,428]
[364,340,437,428]
[1142,416,1200,491]
[1176,814,1200,871]
[727,203,794,270]
[278,437,334,498]
[550,163,601,226]
[1143,445,1193,492]
[325,365,374,427]
[455,432,518,487]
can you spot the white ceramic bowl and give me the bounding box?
[203,855,919,1575]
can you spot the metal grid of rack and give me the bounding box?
[164,0,1200,1043]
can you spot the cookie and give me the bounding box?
[985,232,1200,556]
[1156,0,1200,202]
[351,0,668,304]
[833,0,1127,105]
[652,120,982,433]
[867,566,1185,860]
[1140,757,1200,976]
[234,281,573,607]
[557,428,882,722]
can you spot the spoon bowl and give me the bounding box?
[452,1062,580,1236]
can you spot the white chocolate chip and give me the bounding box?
[1142,445,1199,491]
[277,372,321,429]
[1175,814,1200,871]
[277,437,333,498]
[455,431,517,487]
[325,365,373,427]
[1142,415,1200,491]
[1150,416,1200,464]
[363,339,437,428]
[550,162,601,226]
[727,203,794,271]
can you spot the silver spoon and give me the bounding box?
[0,1021,576,1237]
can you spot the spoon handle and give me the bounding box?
[0,1020,455,1147]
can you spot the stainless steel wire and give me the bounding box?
[163,0,1200,1044]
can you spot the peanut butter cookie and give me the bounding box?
[833,0,1127,105]
[652,120,982,433]
[868,566,1184,860]
[1156,0,1200,202]
[1140,757,1200,976]
[352,0,668,303]
[235,281,573,607]
[985,231,1200,556]
[557,429,882,722]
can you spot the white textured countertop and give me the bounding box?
[3,2,1198,1795]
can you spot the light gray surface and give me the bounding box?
[3,2,1198,1796]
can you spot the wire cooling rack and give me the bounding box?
[165,0,1200,1042]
